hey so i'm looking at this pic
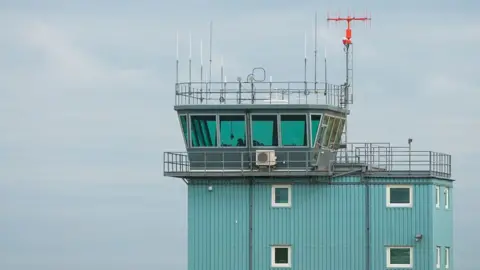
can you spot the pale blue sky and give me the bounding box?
[1,1,478,269]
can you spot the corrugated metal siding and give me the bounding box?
[433,179,454,269]
[368,177,433,270]
[188,185,249,270]
[188,176,447,270]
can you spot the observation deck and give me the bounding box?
[164,76,452,182]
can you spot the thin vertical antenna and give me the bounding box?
[176,31,179,84]
[208,21,213,97]
[314,12,318,95]
[220,56,224,103]
[188,31,192,104]
[304,31,307,99]
[324,44,327,98]
[200,39,203,102]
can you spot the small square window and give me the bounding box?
[272,185,291,207]
[445,188,449,209]
[445,247,450,269]
[436,246,441,268]
[387,247,413,268]
[435,186,440,208]
[387,185,413,207]
[271,246,291,268]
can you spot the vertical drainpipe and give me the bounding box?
[364,174,371,270]
[249,178,253,270]
[245,111,253,270]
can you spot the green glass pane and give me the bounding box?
[179,115,188,145]
[275,188,289,203]
[252,115,278,146]
[390,248,411,265]
[274,248,289,264]
[311,115,322,147]
[281,115,307,146]
[220,115,246,147]
[190,115,217,147]
[390,188,410,204]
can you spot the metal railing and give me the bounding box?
[174,81,346,107]
[163,143,452,178]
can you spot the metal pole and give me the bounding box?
[408,138,413,172]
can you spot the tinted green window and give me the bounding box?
[390,188,410,204]
[275,188,289,204]
[179,115,188,145]
[280,115,307,146]
[311,115,322,147]
[190,115,217,147]
[389,248,411,265]
[274,248,289,264]
[251,115,278,146]
[220,115,246,147]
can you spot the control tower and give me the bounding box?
[163,17,453,270]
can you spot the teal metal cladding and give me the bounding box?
[188,176,451,270]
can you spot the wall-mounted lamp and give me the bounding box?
[208,186,213,191]
[415,234,423,242]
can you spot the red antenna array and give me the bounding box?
[327,12,371,45]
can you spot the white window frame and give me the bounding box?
[271,245,291,268]
[435,186,440,208]
[436,246,441,268]
[445,247,450,269]
[271,185,292,207]
[386,246,413,268]
[444,188,449,209]
[386,185,413,208]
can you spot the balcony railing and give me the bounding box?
[174,81,346,107]
[163,143,452,178]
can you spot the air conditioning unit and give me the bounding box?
[255,150,277,167]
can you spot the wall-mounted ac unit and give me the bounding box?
[255,150,277,166]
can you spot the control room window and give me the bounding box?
[387,247,413,268]
[322,115,335,147]
[272,185,291,207]
[310,114,322,147]
[179,115,188,146]
[332,118,345,146]
[251,115,278,146]
[271,245,291,268]
[219,115,246,147]
[280,114,307,146]
[444,188,449,209]
[435,186,440,208]
[386,185,413,207]
[190,115,217,147]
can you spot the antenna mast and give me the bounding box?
[327,11,371,150]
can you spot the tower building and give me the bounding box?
[164,15,453,270]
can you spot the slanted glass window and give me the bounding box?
[272,185,291,207]
[322,115,335,147]
[327,117,340,146]
[251,115,278,146]
[333,118,345,145]
[179,115,188,146]
[387,247,413,268]
[219,115,246,147]
[310,115,322,147]
[271,246,291,267]
[387,185,413,207]
[318,115,331,147]
[190,115,217,147]
[280,114,307,146]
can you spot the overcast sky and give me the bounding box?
[1,0,478,269]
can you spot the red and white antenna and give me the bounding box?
[326,10,371,156]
